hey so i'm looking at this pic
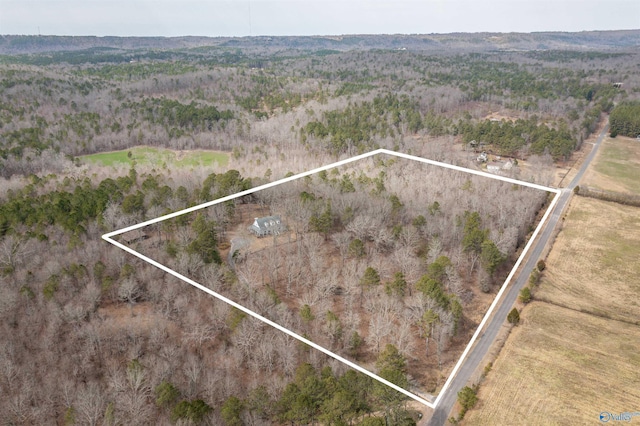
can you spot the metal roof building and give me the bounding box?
[249,215,285,237]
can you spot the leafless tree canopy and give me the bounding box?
[0,34,635,422]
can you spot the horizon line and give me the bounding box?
[2,28,639,39]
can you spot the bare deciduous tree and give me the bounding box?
[392,322,415,358]
[75,382,105,426]
[118,277,141,306]
[185,324,215,354]
[183,354,203,399]
[368,312,393,353]
[331,231,351,266]
[0,235,32,275]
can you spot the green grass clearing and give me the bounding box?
[80,146,229,168]
[587,136,640,194]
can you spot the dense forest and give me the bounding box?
[609,101,640,138]
[0,34,639,424]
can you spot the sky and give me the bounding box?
[0,0,638,37]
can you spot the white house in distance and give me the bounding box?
[486,160,514,175]
[249,215,285,237]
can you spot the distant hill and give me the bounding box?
[1,30,639,55]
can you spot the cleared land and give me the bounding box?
[535,197,640,323]
[463,196,640,424]
[583,136,640,195]
[463,302,640,425]
[80,146,229,168]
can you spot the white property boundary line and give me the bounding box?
[102,148,560,409]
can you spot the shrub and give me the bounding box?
[300,304,314,322]
[348,238,366,258]
[20,285,35,299]
[483,362,493,378]
[537,259,546,271]
[348,331,363,356]
[43,274,59,300]
[519,286,532,304]
[155,381,180,408]
[221,396,244,426]
[507,308,520,325]
[529,269,541,286]
[412,214,426,227]
[358,418,386,426]
[360,267,381,288]
[171,399,212,424]
[457,386,478,419]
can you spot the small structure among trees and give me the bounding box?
[249,215,285,237]
[486,160,514,175]
[121,229,148,245]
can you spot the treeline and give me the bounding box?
[301,93,423,154]
[524,50,627,62]
[576,185,640,207]
[80,62,198,80]
[211,349,416,425]
[0,111,104,161]
[457,117,576,160]
[609,101,640,138]
[0,168,251,240]
[127,98,234,133]
[425,57,619,104]
[0,126,49,159]
[234,74,316,116]
[1,46,243,68]
[0,174,128,238]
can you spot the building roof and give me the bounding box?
[121,229,147,244]
[252,215,282,230]
[487,161,504,168]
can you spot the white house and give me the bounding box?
[486,160,515,175]
[486,162,504,173]
[249,215,285,237]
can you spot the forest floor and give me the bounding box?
[111,142,566,414]
[463,178,640,421]
[97,301,180,339]
[218,202,521,399]
[79,145,229,169]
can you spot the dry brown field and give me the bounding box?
[463,302,640,425]
[536,197,640,323]
[462,195,640,423]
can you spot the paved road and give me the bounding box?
[428,123,610,425]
